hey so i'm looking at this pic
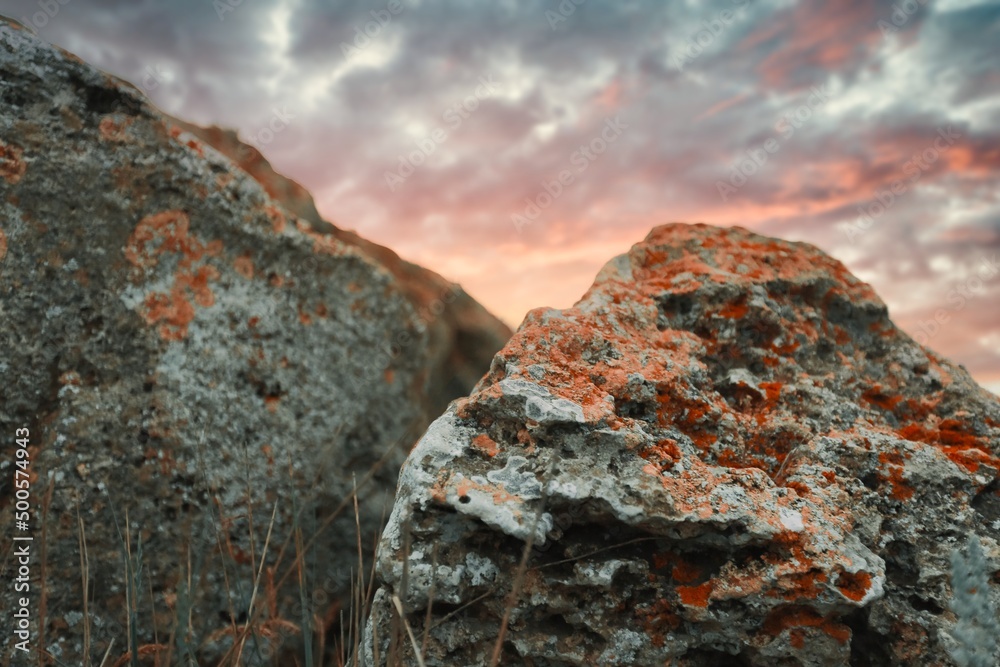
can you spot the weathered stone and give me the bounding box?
[366,223,1000,666]
[0,17,502,663]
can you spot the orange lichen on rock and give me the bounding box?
[656,388,722,451]
[266,205,287,233]
[298,220,354,257]
[878,450,914,501]
[126,210,218,270]
[897,419,1000,473]
[126,211,223,341]
[99,115,132,142]
[0,140,26,184]
[762,605,852,645]
[718,298,749,319]
[166,124,206,156]
[0,227,7,261]
[143,287,196,342]
[863,385,904,412]
[635,599,682,647]
[639,438,682,473]
[471,433,499,457]
[141,266,220,341]
[676,580,713,608]
[759,381,783,406]
[215,172,235,190]
[637,224,879,305]
[453,476,520,506]
[185,138,204,156]
[835,570,872,602]
[671,559,702,584]
[233,255,254,279]
[175,265,219,308]
[769,569,828,601]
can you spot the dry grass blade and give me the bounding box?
[233,501,279,665]
[97,639,114,667]
[391,595,426,667]
[76,501,91,666]
[110,644,169,667]
[210,497,241,646]
[352,475,364,667]
[366,493,392,667]
[428,589,495,631]
[531,536,659,571]
[123,510,138,667]
[243,444,259,589]
[293,492,314,667]
[273,430,407,594]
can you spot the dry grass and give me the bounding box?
[76,499,91,666]
[27,427,547,667]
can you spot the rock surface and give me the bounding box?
[0,18,503,663]
[168,116,513,420]
[367,223,1000,666]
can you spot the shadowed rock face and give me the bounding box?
[167,116,513,421]
[367,223,1000,666]
[0,17,503,663]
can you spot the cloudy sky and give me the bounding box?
[3,0,999,392]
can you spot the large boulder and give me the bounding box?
[367,223,1000,666]
[0,17,502,664]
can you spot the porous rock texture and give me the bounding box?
[0,17,504,664]
[367,223,1000,666]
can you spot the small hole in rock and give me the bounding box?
[458,495,470,504]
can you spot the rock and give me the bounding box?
[165,118,329,233]
[0,17,502,663]
[366,223,1000,666]
[168,116,513,420]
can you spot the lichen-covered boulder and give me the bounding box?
[366,223,1000,666]
[0,17,497,664]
